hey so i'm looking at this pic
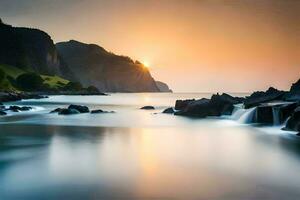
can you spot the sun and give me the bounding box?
[142,61,150,68]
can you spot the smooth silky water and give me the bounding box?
[1,93,300,200]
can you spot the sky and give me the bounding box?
[0,0,299,92]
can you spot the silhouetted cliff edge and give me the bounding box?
[56,40,160,92]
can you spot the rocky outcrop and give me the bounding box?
[58,108,80,115]
[175,99,195,110]
[244,87,285,108]
[175,93,241,118]
[91,109,115,114]
[0,92,46,102]
[284,79,300,101]
[284,107,300,132]
[68,104,89,113]
[156,81,172,92]
[140,106,155,110]
[162,107,175,114]
[0,22,74,80]
[56,40,160,92]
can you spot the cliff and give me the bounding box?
[0,21,74,80]
[156,81,172,92]
[56,40,160,92]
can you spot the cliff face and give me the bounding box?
[0,22,74,80]
[56,40,160,92]
[156,81,172,92]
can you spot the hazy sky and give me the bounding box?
[0,0,299,92]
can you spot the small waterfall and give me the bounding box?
[237,107,257,124]
[272,106,281,125]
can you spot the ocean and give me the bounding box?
[0,93,300,200]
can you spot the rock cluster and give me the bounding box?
[50,104,114,115]
[171,78,300,133]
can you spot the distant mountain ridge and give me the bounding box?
[56,40,161,92]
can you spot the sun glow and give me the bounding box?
[142,61,150,68]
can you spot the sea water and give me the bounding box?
[0,93,300,200]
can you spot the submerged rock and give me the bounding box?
[91,109,104,113]
[7,106,32,112]
[0,110,7,115]
[50,108,64,113]
[58,108,80,115]
[140,106,155,110]
[162,107,175,114]
[68,104,89,113]
[91,109,115,114]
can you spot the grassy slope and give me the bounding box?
[0,64,69,90]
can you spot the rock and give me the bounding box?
[18,106,32,111]
[255,105,273,124]
[253,102,298,125]
[162,107,175,114]
[58,108,80,115]
[175,99,195,110]
[0,110,7,115]
[284,107,300,132]
[0,92,46,103]
[68,104,89,113]
[91,109,115,114]
[7,106,32,112]
[244,87,285,108]
[140,106,155,110]
[0,105,5,110]
[91,109,104,113]
[278,102,299,123]
[50,108,64,113]
[175,98,211,117]
[175,93,242,118]
[284,79,300,101]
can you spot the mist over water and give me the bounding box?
[1,93,300,200]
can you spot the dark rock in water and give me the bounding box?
[0,102,3,105]
[68,104,89,113]
[0,92,46,103]
[255,105,273,124]
[0,110,7,115]
[140,106,155,110]
[175,98,211,117]
[8,106,32,112]
[91,109,115,114]
[175,99,195,110]
[279,103,299,123]
[91,109,104,114]
[18,106,32,111]
[58,108,80,115]
[50,108,64,113]
[175,93,243,118]
[0,105,5,110]
[162,107,175,114]
[8,106,21,112]
[284,107,300,132]
[253,102,298,125]
[244,87,285,108]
